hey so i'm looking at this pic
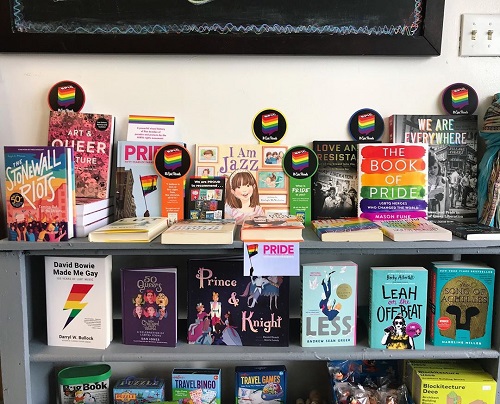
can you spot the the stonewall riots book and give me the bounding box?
[121,267,177,347]
[48,110,115,199]
[311,218,383,242]
[301,261,357,347]
[312,141,358,220]
[186,176,225,220]
[358,143,428,221]
[187,257,289,346]
[194,144,289,224]
[45,255,112,349]
[369,266,427,350]
[428,261,495,348]
[375,218,452,242]
[4,146,75,241]
[389,115,479,223]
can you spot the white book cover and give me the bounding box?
[45,256,113,349]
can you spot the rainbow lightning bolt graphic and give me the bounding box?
[63,284,93,329]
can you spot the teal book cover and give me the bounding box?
[369,266,428,350]
[428,261,495,348]
[301,261,357,347]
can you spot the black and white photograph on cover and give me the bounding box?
[313,170,358,219]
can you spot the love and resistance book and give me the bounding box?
[369,266,428,350]
[187,257,289,346]
[186,176,225,220]
[358,143,428,221]
[48,110,115,199]
[312,141,358,220]
[301,261,357,347]
[4,146,75,241]
[45,255,113,349]
[389,115,479,223]
[121,267,177,347]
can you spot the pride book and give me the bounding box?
[240,216,304,242]
[438,221,500,240]
[48,110,115,199]
[311,218,383,242]
[161,219,236,245]
[369,266,428,350]
[121,267,177,347]
[4,146,75,241]
[45,255,113,349]
[88,217,169,242]
[375,218,452,242]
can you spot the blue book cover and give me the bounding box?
[428,261,495,348]
[301,261,357,347]
[369,266,428,350]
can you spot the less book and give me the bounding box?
[375,218,452,242]
[88,217,169,242]
[161,219,236,245]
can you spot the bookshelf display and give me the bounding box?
[1,228,500,403]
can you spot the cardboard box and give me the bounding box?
[172,368,221,404]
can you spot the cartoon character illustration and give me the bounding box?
[319,271,342,321]
[73,390,84,403]
[225,169,265,225]
[210,291,222,326]
[133,305,144,319]
[132,293,144,306]
[144,289,157,305]
[220,310,242,346]
[381,314,415,349]
[187,302,211,344]
[241,276,283,309]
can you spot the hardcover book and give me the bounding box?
[374,218,452,242]
[88,217,169,242]
[439,221,500,240]
[240,216,304,242]
[428,261,495,348]
[161,219,236,245]
[121,267,177,347]
[311,218,383,242]
[48,110,115,199]
[312,141,358,220]
[369,266,428,350]
[4,146,75,241]
[45,255,113,349]
[358,143,428,221]
[76,197,113,216]
[186,176,225,220]
[389,114,479,223]
[187,257,289,346]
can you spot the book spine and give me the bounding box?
[428,268,437,343]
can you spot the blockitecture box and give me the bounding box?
[171,368,221,404]
[235,365,287,404]
[113,377,165,403]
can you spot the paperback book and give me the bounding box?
[311,218,383,242]
[88,217,169,242]
[301,261,357,347]
[76,197,113,226]
[439,221,500,240]
[45,255,113,349]
[4,146,75,241]
[75,215,113,238]
[48,110,115,199]
[161,219,236,245]
[121,267,177,347]
[187,257,289,346]
[186,176,225,220]
[375,218,452,242]
[240,216,304,242]
[369,266,428,350]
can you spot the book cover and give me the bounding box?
[374,218,452,242]
[76,197,113,216]
[243,242,300,276]
[88,217,169,242]
[45,255,112,349]
[312,141,358,220]
[389,114,479,223]
[187,257,289,346]
[311,218,383,242]
[194,144,289,224]
[428,261,495,348]
[240,216,304,242]
[121,267,177,347]
[439,221,500,240]
[301,261,357,347]
[75,214,113,238]
[186,176,225,220]
[48,110,115,199]
[369,266,428,350]
[4,146,75,241]
[161,219,236,245]
[358,143,428,221]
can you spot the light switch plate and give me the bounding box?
[460,14,500,57]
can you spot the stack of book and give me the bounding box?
[75,197,114,237]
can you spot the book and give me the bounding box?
[187,257,289,346]
[160,219,236,245]
[4,146,75,241]
[311,218,383,242]
[240,216,304,242]
[75,214,113,238]
[194,144,289,224]
[428,261,495,348]
[48,110,115,199]
[115,140,164,219]
[311,141,358,220]
[439,221,500,240]
[186,176,225,220]
[121,267,177,347]
[45,255,113,349]
[76,197,113,216]
[301,261,357,347]
[375,218,452,242]
[358,143,429,221]
[369,266,428,350]
[76,198,113,226]
[389,114,479,223]
[88,217,168,242]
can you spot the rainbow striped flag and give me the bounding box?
[140,175,158,196]
[246,244,258,258]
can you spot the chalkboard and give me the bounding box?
[0,0,445,55]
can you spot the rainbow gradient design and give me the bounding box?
[262,113,279,135]
[247,244,258,257]
[164,148,182,171]
[292,150,309,171]
[57,85,76,107]
[358,113,375,135]
[451,88,469,109]
[129,115,175,125]
[63,284,93,329]
[140,175,158,196]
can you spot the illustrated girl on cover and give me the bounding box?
[381,314,415,349]
[225,169,265,225]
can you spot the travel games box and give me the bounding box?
[235,365,287,404]
[428,261,495,348]
[114,377,165,403]
[171,368,221,404]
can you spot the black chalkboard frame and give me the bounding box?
[0,0,445,55]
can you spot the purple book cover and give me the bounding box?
[121,267,177,347]
[187,258,289,347]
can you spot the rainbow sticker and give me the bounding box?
[63,284,93,329]
[292,150,309,171]
[247,244,258,257]
[129,115,175,125]
[441,83,478,115]
[164,148,182,171]
[451,87,469,109]
[358,113,375,135]
[262,113,279,135]
[57,85,76,107]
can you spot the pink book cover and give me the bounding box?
[48,110,115,199]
